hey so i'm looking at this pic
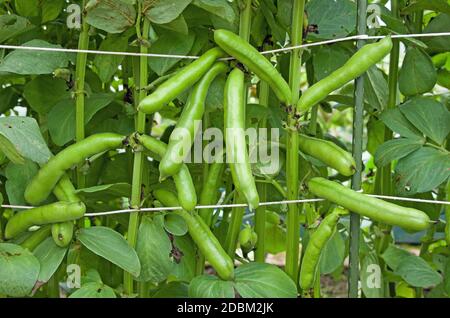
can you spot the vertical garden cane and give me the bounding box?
[348,0,368,298]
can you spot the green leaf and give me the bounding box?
[381,244,412,271]
[402,0,450,16]
[155,14,189,35]
[33,237,67,283]
[422,14,450,54]
[394,147,450,195]
[374,138,424,167]
[319,231,346,275]
[41,0,65,23]
[14,0,39,17]
[94,33,130,83]
[0,14,31,43]
[135,215,173,283]
[312,45,351,81]
[399,47,437,96]
[0,86,19,114]
[5,160,39,206]
[444,257,450,296]
[260,0,286,44]
[399,97,450,145]
[0,40,70,75]
[48,93,115,146]
[188,275,235,298]
[148,31,195,76]
[77,226,141,277]
[193,0,237,24]
[360,252,384,298]
[364,66,389,112]
[0,117,52,164]
[367,117,385,156]
[0,243,40,297]
[235,263,297,298]
[144,0,192,24]
[306,0,356,40]
[85,0,136,33]
[379,108,423,140]
[164,213,188,236]
[23,75,71,115]
[395,255,443,288]
[69,282,116,298]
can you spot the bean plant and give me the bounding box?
[0,0,449,299]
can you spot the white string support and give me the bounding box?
[0,32,449,60]
[1,194,449,217]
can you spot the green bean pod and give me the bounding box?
[224,68,259,210]
[308,177,431,232]
[299,134,356,176]
[19,225,52,251]
[138,47,226,114]
[24,133,125,205]
[159,62,228,179]
[153,188,234,280]
[297,36,393,113]
[299,209,345,290]
[5,201,86,239]
[51,174,80,247]
[135,133,197,211]
[214,29,291,105]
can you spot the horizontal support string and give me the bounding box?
[1,194,448,217]
[0,32,449,60]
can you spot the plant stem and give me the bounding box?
[124,15,150,297]
[256,178,287,198]
[224,192,245,257]
[348,0,367,298]
[223,0,252,261]
[75,0,89,189]
[285,0,305,283]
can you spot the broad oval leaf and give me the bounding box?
[188,275,235,298]
[319,231,346,275]
[85,0,136,34]
[0,40,70,75]
[0,243,40,297]
[394,147,450,195]
[77,226,141,277]
[144,0,192,24]
[235,263,297,298]
[399,47,437,96]
[399,97,450,145]
[136,215,173,283]
[5,160,39,207]
[33,237,67,283]
[395,255,443,288]
[0,117,52,164]
[374,138,423,167]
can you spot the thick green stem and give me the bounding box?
[124,16,150,296]
[223,0,252,261]
[285,0,305,283]
[224,193,245,257]
[75,1,89,188]
[348,0,367,298]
